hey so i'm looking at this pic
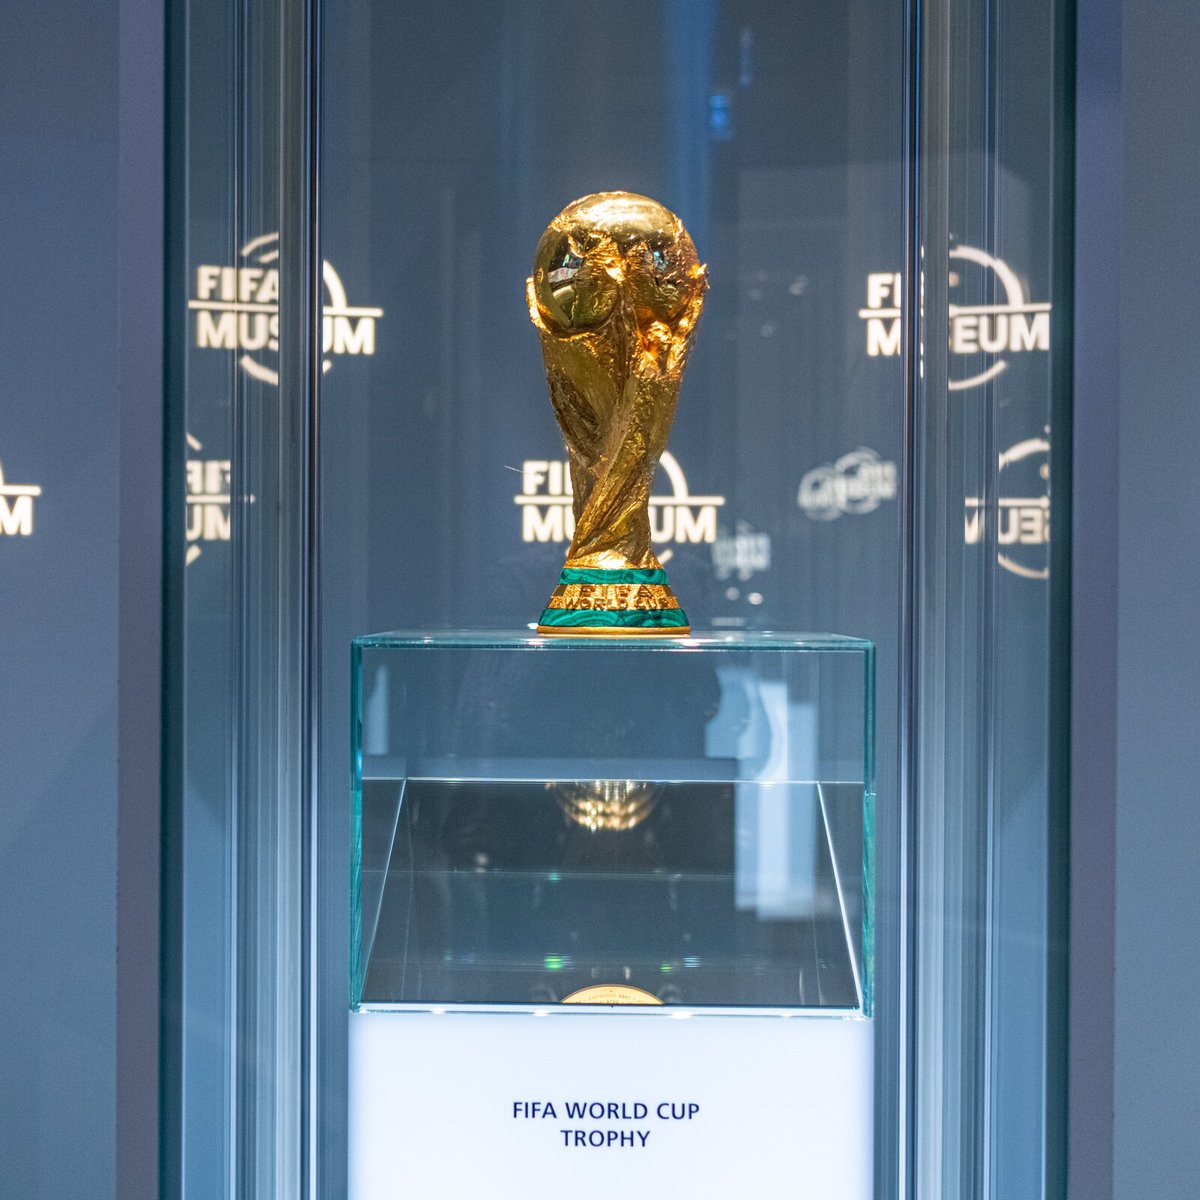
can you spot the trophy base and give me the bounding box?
[537,566,689,637]
[536,621,691,637]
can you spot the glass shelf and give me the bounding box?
[356,629,874,652]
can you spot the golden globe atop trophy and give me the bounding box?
[527,192,707,636]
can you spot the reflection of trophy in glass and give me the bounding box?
[528,192,707,635]
[550,779,662,833]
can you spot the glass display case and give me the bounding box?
[163,0,1072,1197]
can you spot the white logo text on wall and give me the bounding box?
[860,246,1051,390]
[0,460,42,537]
[190,233,383,385]
[964,434,1050,579]
[798,448,897,521]
[186,433,230,565]
[516,451,724,563]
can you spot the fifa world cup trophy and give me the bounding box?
[528,192,707,636]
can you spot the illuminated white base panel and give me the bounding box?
[349,1011,873,1199]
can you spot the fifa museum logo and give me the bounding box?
[860,245,1051,390]
[798,448,897,521]
[964,434,1050,579]
[0,459,42,537]
[185,434,230,565]
[190,232,383,384]
[516,451,724,563]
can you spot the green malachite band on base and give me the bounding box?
[539,566,688,635]
[536,608,689,630]
[558,567,670,586]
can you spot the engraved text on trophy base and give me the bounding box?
[544,583,681,611]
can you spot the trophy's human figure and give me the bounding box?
[528,192,707,635]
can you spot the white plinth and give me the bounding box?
[350,1010,873,1199]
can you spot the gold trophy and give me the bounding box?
[528,192,707,635]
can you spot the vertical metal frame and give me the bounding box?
[1045,5,1075,1198]
[229,0,322,1194]
[904,0,967,1191]
[1067,1,1118,1197]
[160,0,189,1192]
[117,1,167,1197]
[278,1,323,1196]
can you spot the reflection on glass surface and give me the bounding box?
[552,780,662,832]
[361,779,860,1008]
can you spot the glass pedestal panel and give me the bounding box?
[352,631,874,1015]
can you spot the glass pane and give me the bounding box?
[171,1,242,1193]
[322,2,906,1196]
[167,0,310,1196]
[161,0,1072,1195]
[908,0,1070,1195]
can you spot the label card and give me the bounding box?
[350,1011,873,1199]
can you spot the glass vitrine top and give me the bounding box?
[354,629,874,653]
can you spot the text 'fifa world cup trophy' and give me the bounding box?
[528,192,708,636]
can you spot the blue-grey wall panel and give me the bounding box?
[0,3,120,1197]
[1071,2,1119,1199]
[1115,3,1200,1197]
